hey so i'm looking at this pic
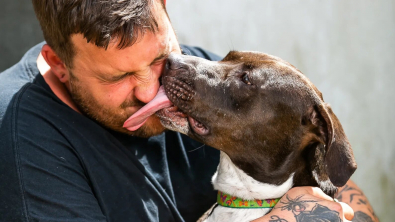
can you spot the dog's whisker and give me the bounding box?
[228,37,235,52]
[188,144,206,152]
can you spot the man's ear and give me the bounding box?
[308,103,357,190]
[41,44,70,83]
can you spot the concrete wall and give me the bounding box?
[1,0,394,221]
[0,0,43,71]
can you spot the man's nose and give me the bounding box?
[133,63,164,104]
[134,78,161,104]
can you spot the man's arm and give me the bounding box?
[253,180,379,222]
[335,180,379,222]
[253,187,354,222]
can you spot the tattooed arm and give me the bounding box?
[252,187,354,222]
[335,180,379,222]
[252,180,379,222]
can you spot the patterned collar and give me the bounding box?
[217,191,280,209]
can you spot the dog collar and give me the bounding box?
[217,191,280,209]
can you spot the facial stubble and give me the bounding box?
[68,73,166,137]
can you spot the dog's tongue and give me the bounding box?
[123,86,172,131]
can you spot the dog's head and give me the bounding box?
[158,51,357,195]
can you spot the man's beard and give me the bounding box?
[68,74,166,138]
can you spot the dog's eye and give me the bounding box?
[241,73,252,85]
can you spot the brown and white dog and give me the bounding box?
[124,51,357,221]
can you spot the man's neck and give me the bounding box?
[37,53,81,113]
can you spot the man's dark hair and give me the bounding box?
[32,0,165,68]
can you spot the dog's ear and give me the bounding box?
[309,103,357,188]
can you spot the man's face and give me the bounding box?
[67,3,181,137]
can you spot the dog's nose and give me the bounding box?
[166,54,188,70]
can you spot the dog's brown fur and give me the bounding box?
[158,51,357,197]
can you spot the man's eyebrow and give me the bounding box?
[97,71,135,82]
[98,51,171,81]
[150,51,170,65]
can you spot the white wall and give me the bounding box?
[167,1,395,221]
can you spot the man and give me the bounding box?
[0,0,377,221]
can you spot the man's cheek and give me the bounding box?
[151,62,166,77]
[102,84,134,105]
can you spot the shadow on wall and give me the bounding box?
[0,0,43,72]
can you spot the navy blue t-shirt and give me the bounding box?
[0,43,221,222]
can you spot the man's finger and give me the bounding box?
[339,201,354,221]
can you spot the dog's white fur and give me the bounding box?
[204,152,294,222]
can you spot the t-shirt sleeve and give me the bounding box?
[0,85,107,222]
[180,45,223,61]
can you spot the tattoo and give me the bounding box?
[336,184,358,202]
[350,193,364,204]
[269,215,289,222]
[278,194,342,222]
[336,184,378,221]
[358,199,366,205]
[279,194,318,212]
[352,211,374,222]
[337,184,367,205]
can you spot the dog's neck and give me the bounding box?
[205,152,295,222]
[212,152,294,200]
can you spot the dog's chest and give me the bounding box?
[203,152,294,222]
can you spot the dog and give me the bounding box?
[124,51,357,221]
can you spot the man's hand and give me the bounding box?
[252,187,354,222]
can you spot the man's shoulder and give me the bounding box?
[0,72,100,155]
[0,75,71,137]
[180,45,222,61]
[0,42,45,125]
